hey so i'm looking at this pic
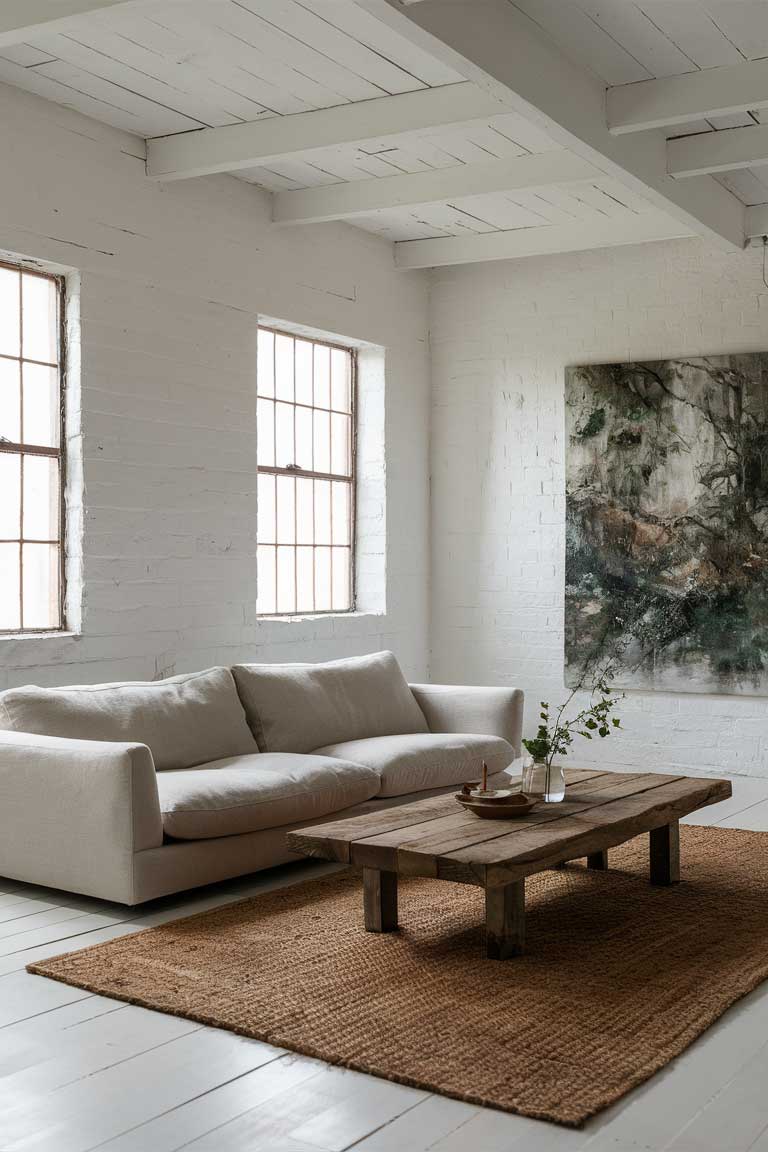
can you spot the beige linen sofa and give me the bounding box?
[0,652,523,905]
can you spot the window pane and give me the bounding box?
[0,358,21,443]
[22,273,58,364]
[332,481,350,545]
[296,545,314,612]
[257,328,274,397]
[277,545,296,613]
[0,267,20,358]
[332,548,351,611]
[331,348,351,412]
[276,474,295,544]
[295,404,312,470]
[275,401,294,468]
[23,363,59,447]
[22,542,59,630]
[331,412,350,476]
[314,479,331,545]
[315,546,331,611]
[275,334,294,401]
[23,455,59,540]
[313,344,330,408]
[296,477,313,544]
[0,543,20,629]
[313,409,330,474]
[0,453,20,538]
[257,544,276,614]
[295,339,313,405]
[257,398,275,466]
[257,472,276,543]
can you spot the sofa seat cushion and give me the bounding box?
[156,753,380,840]
[232,651,428,754]
[0,667,258,771]
[312,733,515,798]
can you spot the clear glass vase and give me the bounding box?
[523,758,566,803]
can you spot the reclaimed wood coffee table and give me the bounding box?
[287,769,731,959]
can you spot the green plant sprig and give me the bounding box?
[522,670,624,769]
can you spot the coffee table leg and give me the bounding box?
[650,821,681,886]
[363,867,398,932]
[587,850,609,870]
[485,880,525,959]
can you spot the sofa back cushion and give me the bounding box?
[0,667,258,771]
[232,651,428,754]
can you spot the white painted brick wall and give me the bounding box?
[430,238,768,777]
[0,82,430,688]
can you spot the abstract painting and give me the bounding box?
[565,354,768,695]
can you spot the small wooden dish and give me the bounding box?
[455,791,537,819]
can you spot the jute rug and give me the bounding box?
[28,826,768,1127]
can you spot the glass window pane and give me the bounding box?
[0,267,20,359]
[275,334,294,401]
[313,409,330,474]
[313,345,330,408]
[257,329,274,397]
[0,453,20,538]
[0,543,20,629]
[296,545,314,613]
[275,401,294,469]
[23,363,59,447]
[314,479,331,546]
[331,412,350,476]
[277,545,296,614]
[257,473,276,543]
[315,546,331,611]
[295,405,312,471]
[0,359,21,444]
[332,547,351,611]
[296,477,313,544]
[22,542,59,630]
[331,348,351,412]
[276,474,295,544]
[22,273,58,364]
[332,481,350,546]
[295,339,313,405]
[23,455,59,541]
[257,544,276,614]
[257,398,275,467]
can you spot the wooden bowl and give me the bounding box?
[455,792,537,819]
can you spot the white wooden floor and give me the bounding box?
[3,774,768,1152]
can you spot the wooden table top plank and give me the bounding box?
[394,772,682,875]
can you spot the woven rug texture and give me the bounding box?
[28,826,768,1127]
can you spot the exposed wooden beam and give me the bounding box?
[668,124,768,178]
[272,151,598,225]
[355,0,744,251]
[608,58,768,136]
[146,82,511,181]
[393,212,692,269]
[0,0,142,48]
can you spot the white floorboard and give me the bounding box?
[0,773,766,1152]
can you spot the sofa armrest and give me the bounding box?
[409,684,524,755]
[0,731,163,904]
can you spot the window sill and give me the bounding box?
[256,610,384,624]
[0,630,79,642]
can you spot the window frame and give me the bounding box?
[256,324,357,618]
[0,258,67,635]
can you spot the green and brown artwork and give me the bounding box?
[565,355,768,695]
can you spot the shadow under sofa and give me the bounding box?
[0,651,523,904]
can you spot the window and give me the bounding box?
[0,262,65,632]
[256,327,355,615]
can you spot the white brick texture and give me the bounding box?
[430,238,768,778]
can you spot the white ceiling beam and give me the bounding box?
[608,58,768,136]
[146,82,511,181]
[745,204,768,239]
[355,0,744,251]
[0,0,144,47]
[272,151,598,225]
[668,125,768,178]
[394,212,692,269]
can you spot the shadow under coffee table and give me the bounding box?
[287,769,731,959]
